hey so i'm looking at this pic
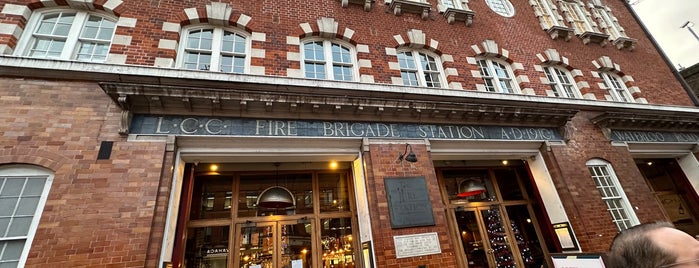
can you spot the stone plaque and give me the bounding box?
[393,232,442,259]
[384,176,435,228]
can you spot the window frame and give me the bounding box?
[300,38,358,81]
[601,72,634,102]
[531,0,559,28]
[176,25,251,73]
[396,49,446,88]
[15,9,117,62]
[560,1,595,34]
[485,0,516,17]
[0,165,54,268]
[543,66,581,98]
[476,58,520,94]
[586,159,639,231]
[440,0,464,10]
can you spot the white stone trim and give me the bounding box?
[583,93,597,100]
[154,57,174,68]
[237,14,252,28]
[1,4,31,20]
[106,53,126,64]
[112,34,132,46]
[466,57,477,65]
[449,82,463,90]
[286,36,300,45]
[391,77,403,85]
[287,68,303,78]
[628,86,640,94]
[441,54,454,62]
[445,67,458,76]
[521,88,536,95]
[0,44,12,55]
[358,59,372,68]
[317,17,339,38]
[622,75,634,83]
[158,39,177,50]
[251,32,266,42]
[103,0,123,14]
[0,23,21,39]
[299,23,313,35]
[388,61,400,71]
[287,52,300,61]
[470,70,481,78]
[250,66,265,75]
[515,75,530,83]
[184,8,199,23]
[635,98,648,104]
[511,62,524,71]
[360,75,375,83]
[342,28,355,41]
[117,17,137,28]
[162,22,180,33]
[250,48,265,58]
[385,47,397,56]
[357,44,370,53]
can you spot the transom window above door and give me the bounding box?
[178,27,249,73]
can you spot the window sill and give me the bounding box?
[612,37,637,51]
[340,0,374,11]
[443,8,475,26]
[580,31,610,47]
[388,0,431,20]
[547,26,575,41]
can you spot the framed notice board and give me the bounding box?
[384,176,435,228]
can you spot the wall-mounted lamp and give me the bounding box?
[398,144,418,163]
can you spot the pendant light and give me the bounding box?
[457,179,486,198]
[257,163,295,209]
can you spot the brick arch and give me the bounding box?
[27,0,125,16]
[0,148,70,172]
[470,39,513,64]
[534,48,591,98]
[179,2,253,33]
[393,29,441,55]
[297,17,358,46]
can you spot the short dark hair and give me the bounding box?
[606,222,677,268]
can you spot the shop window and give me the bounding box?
[586,159,639,231]
[318,173,350,213]
[16,10,117,62]
[397,50,445,88]
[601,72,634,102]
[0,165,53,268]
[321,217,354,268]
[485,0,515,17]
[301,39,357,81]
[178,27,249,73]
[476,59,519,94]
[543,66,582,98]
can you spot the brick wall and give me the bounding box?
[0,0,694,105]
[0,77,167,267]
[545,112,666,252]
[363,143,457,268]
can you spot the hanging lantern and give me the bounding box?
[257,186,295,209]
[458,180,486,197]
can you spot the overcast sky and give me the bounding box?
[631,0,699,70]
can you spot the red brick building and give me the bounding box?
[0,0,697,267]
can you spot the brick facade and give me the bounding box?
[0,0,698,267]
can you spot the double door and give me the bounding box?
[454,205,543,268]
[235,220,315,268]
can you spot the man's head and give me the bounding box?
[607,222,699,268]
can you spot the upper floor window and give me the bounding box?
[530,0,559,28]
[17,10,116,62]
[477,59,518,93]
[485,0,515,17]
[397,50,445,88]
[301,39,356,81]
[559,1,595,34]
[543,66,581,98]
[0,165,53,268]
[178,27,249,73]
[586,159,639,231]
[441,0,464,9]
[601,72,634,102]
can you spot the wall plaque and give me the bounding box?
[384,176,435,229]
[393,232,442,259]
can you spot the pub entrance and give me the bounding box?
[437,161,548,268]
[636,158,699,236]
[173,162,358,268]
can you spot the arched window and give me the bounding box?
[477,59,518,93]
[543,66,581,98]
[586,159,639,231]
[17,10,117,62]
[397,50,445,88]
[601,72,634,102]
[0,165,54,267]
[178,27,249,73]
[301,39,356,81]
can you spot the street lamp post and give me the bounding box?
[681,21,699,44]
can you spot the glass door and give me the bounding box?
[454,207,519,268]
[235,220,315,268]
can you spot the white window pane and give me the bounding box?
[15,197,39,216]
[398,52,415,69]
[7,217,31,237]
[1,180,23,197]
[0,198,16,217]
[332,44,351,64]
[401,71,418,86]
[0,240,24,262]
[304,42,324,61]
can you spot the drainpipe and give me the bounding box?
[622,0,699,106]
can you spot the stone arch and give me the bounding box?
[393,29,441,55]
[298,17,357,45]
[591,56,645,103]
[468,39,531,94]
[534,48,591,98]
[179,2,253,32]
[27,0,125,16]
